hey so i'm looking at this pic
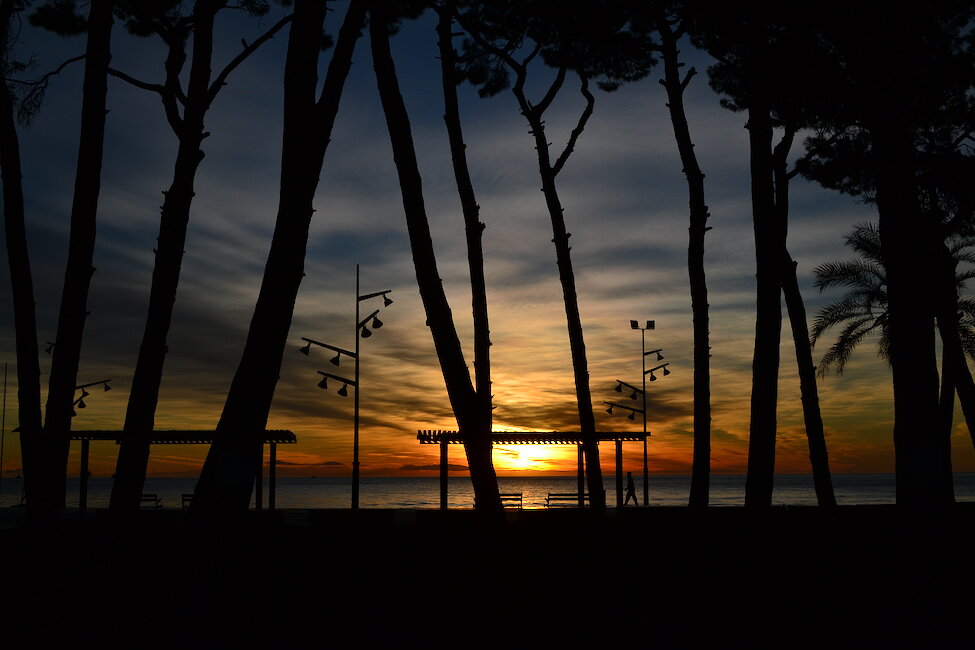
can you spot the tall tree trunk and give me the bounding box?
[110,1,217,515]
[782,256,837,508]
[191,0,367,516]
[455,14,604,510]
[744,16,781,509]
[38,0,113,518]
[528,113,605,512]
[501,68,605,511]
[771,125,836,508]
[0,0,43,513]
[946,344,975,449]
[657,18,711,508]
[436,3,493,434]
[864,14,952,507]
[111,2,292,514]
[371,3,501,512]
[934,243,975,450]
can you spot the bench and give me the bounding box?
[141,493,162,509]
[181,493,194,509]
[546,492,588,507]
[499,492,523,509]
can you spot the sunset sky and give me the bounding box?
[2,3,974,480]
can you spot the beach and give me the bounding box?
[0,504,972,648]
[5,473,975,511]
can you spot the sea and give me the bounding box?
[2,473,975,510]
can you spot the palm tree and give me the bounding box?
[810,222,890,375]
[813,221,975,453]
[812,222,975,373]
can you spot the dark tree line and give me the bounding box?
[3,0,974,520]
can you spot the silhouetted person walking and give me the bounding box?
[624,472,638,506]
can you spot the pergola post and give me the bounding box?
[643,437,649,507]
[255,448,263,510]
[440,431,448,510]
[615,439,623,508]
[269,442,277,510]
[577,444,585,508]
[80,438,90,516]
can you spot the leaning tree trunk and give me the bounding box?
[782,255,837,508]
[371,4,501,511]
[112,2,293,514]
[771,125,836,509]
[744,17,782,509]
[455,14,604,510]
[934,243,975,450]
[436,3,493,434]
[39,0,113,518]
[191,0,367,517]
[657,18,711,508]
[0,0,43,513]
[528,115,606,512]
[110,2,217,515]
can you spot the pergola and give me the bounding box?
[70,430,296,514]
[417,430,648,509]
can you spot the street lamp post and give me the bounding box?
[300,264,391,509]
[635,320,653,507]
[605,320,669,506]
[71,378,112,516]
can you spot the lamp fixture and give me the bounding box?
[615,379,643,397]
[299,337,356,362]
[645,363,670,379]
[316,371,355,396]
[303,265,393,510]
[359,289,393,305]
[645,348,664,361]
[603,401,644,417]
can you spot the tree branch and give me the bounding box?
[107,67,166,95]
[207,12,293,106]
[680,66,697,92]
[534,64,565,116]
[552,74,594,177]
[6,54,86,86]
[454,8,525,86]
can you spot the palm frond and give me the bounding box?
[876,330,891,366]
[813,260,885,293]
[845,222,883,265]
[811,301,877,344]
[817,316,882,376]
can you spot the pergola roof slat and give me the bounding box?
[416,430,646,445]
[70,430,297,444]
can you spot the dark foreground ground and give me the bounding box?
[0,505,972,649]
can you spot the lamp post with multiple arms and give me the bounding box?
[300,264,392,509]
[72,378,111,516]
[72,378,112,415]
[605,320,670,506]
